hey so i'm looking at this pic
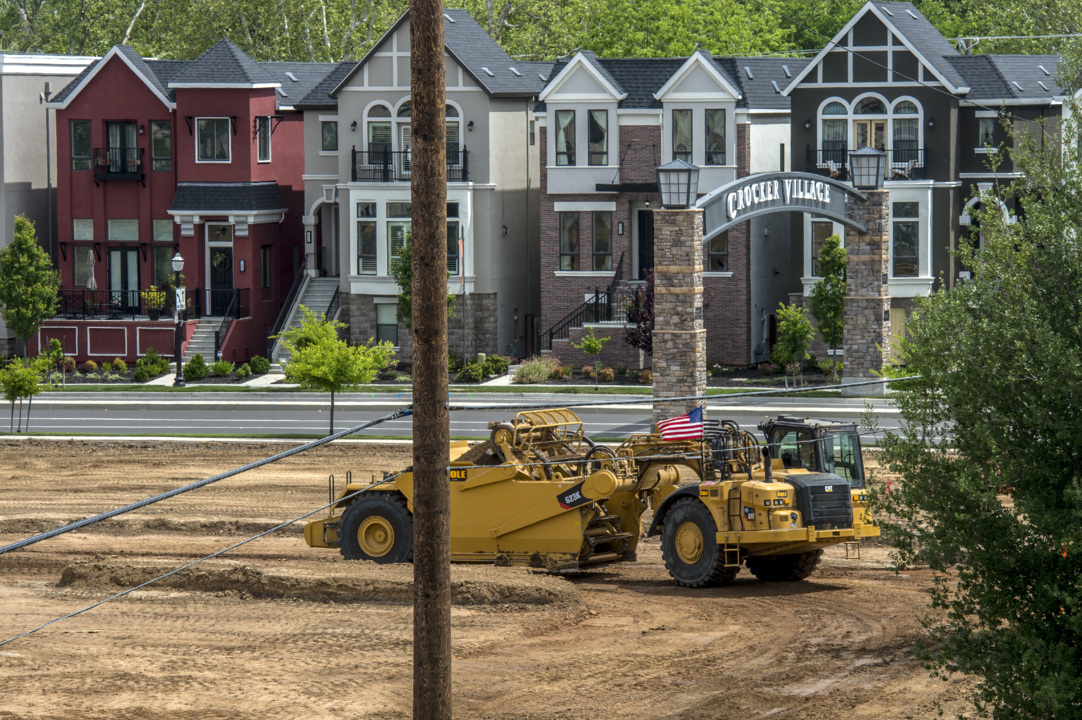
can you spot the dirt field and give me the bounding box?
[0,439,973,719]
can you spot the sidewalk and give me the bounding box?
[146,365,299,389]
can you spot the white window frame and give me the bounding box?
[815,94,925,166]
[195,117,231,164]
[256,116,271,163]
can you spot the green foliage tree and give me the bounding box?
[387,235,455,331]
[0,216,59,357]
[0,355,47,432]
[874,94,1082,719]
[807,234,846,380]
[771,302,813,388]
[572,326,609,390]
[278,306,395,433]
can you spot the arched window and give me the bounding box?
[892,100,919,162]
[366,105,392,152]
[853,96,887,150]
[445,105,460,163]
[856,97,887,114]
[822,101,848,165]
[397,102,411,118]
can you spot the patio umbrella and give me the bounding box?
[86,248,97,291]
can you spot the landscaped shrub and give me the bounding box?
[455,361,485,383]
[638,369,653,384]
[512,355,560,384]
[581,365,595,379]
[249,355,270,374]
[483,354,510,376]
[133,365,151,383]
[615,365,628,376]
[111,357,128,373]
[236,363,251,379]
[80,360,98,374]
[63,356,76,372]
[447,351,462,373]
[599,367,615,382]
[210,360,235,377]
[183,353,209,381]
[137,348,170,376]
[758,362,780,375]
[549,364,572,380]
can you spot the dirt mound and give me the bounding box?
[57,556,582,609]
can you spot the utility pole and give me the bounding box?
[410,0,451,716]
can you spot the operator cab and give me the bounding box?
[759,416,865,488]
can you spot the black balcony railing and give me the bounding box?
[351,147,469,182]
[92,147,144,181]
[55,287,220,321]
[805,144,929,181]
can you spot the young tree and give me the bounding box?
[807,234,846,380]
[277,306,395,434]
[770,302,814,388]
[387,235,454,330]
[0,216,59,357]
[624,269,654,359]
[874,102,1082,719]
[572,326,609,390]
[0,355,47,432]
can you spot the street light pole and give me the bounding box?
[172,253,186,387]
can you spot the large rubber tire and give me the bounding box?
[338,494,413,563]
[745,549,823,582]
[660,497,737,588]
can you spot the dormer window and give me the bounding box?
[555,110,575,166]
[705,109,726,165]
[672,109,692,162]
[588,110,607,166]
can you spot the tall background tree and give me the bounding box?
[874,78,1082,718]
[0,216,59,358]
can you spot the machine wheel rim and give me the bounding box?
[675,521,704,564]
[359,516,395,557]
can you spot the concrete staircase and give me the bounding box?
[183,317,222,364]
[273,277,340,363]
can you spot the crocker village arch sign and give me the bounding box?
[696,171,868,241]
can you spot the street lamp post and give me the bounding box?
[172,252,186,387]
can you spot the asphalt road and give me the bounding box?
[19,390,902,442]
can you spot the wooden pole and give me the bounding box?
[409,0,451,717]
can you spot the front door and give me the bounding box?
[853,120,886,151]
[637,210,654,280]
[210,247,233,315]
[108,248,139,313]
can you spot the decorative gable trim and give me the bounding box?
[539,52,627,103]
[782,1,969,96]
[654,51,742,102]
[45,46,174,110]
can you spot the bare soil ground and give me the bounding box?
[0,439,972,719]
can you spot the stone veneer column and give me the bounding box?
[842,189,891,396]
[652,208,707,423]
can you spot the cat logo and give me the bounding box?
[450,469,469,481]
[825,485,833,492]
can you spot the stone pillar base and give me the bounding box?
[839,375,888,397]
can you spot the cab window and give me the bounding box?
[772,430,816,470]
[820,432,864,487]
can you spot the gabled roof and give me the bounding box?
[653,50,742,102]
[295,61,357,109]
[947,55,1063,102]
[332,9,546,99]
[168,39,280,88]
[539,50,628,103]
[261,61,339,109]
[782,1,969,95]
[718,57,811,110]
[46,45,176,109]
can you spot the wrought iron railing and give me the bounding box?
[267,259,309,358]
[213,288,248,359]
[92,147,144,178]
[55,286,209,321]
[542,287,636,351]
[351,147,469,182]
[326,287,340,321]
[805,144,928,181]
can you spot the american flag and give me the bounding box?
[657,406,704,440]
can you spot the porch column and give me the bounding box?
[302,215,318,277]
[842,189,891,396]
[651,207,707,423]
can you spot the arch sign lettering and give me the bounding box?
[696,171,868,241]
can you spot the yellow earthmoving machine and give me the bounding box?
[303,409,878,586]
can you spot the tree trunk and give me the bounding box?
[17,397,23,432]
[9,401,13,432]
[410,0,451,717]
[26,394,32,433]
[329,390,335,435]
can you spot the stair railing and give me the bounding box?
[541,286,636,351]
[267,260,310,359]
[214,288,246,360]
[326,287,340,321]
